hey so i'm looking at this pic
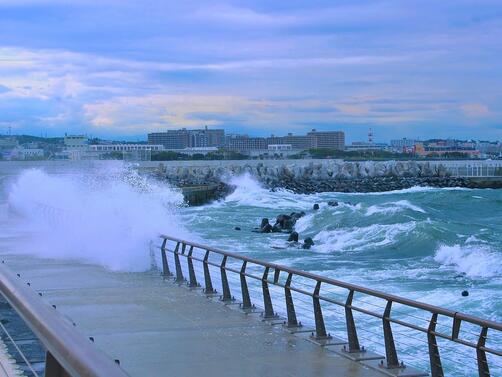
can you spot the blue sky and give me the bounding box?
[0,0,501,142]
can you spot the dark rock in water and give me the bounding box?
[290,212,306,220]
[282,219,295,230]
[273,214,296,231]
[288,232,299,242]
[328,201,339,207]
[276,214,291,223]
[302,237,315,249]
[261,224,273,233]
[260,218,270,228]
[272,224,282,233]
[313,204,320,211]
[461,290,469,297]
[234,227,241,231]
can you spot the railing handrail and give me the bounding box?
[0,261,129,377]
[160,234,501,331]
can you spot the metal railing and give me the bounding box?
[0,261,129,377]
[430,161,502,178]
[158,235,502,377]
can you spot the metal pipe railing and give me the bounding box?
[0,261,129,377]
[159,234,502,377]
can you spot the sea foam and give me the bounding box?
[434,244,502,278]
[313,222,416,253]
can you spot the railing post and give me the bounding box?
[452,316,461,340]
[261,267,276,318]
[428,313,444,377]
[239,261,252,310]
[202,250,216,295]
[220,256,233,302]
[187,246,198,288]
[382,300,400,368]
[312,281,330,339]
[477,326,490,377]
[45,351,70,377]
[174,242,184,283]
[160,238,172,278]
[273,268,280,284]
[344,290,361,352]
[284,273,299,327]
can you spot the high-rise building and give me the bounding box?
[225,135,267,151]
[148,127,225,149]
[267,133,311,150]
[148,130,190,149]
[307,129,345,150]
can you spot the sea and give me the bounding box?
[0,160,500,376]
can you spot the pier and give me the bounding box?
[0,236,500,376]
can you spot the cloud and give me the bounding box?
[0,1,501,140]
[461,103,490,117]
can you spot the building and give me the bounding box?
[414,142,480,158]
[390,138,418,152]
[268,144,293,151]
[88,144,164,153]
[148,130,189,149]
[267,133,311,150]
[225,135,267,151]
[307,129,345,150]
[64,135,88,149]
[148,127,225,149]
[346,142,388,152]
[9,147,44,160]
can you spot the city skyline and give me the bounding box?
[0,1,501,142]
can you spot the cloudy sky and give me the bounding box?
[0,0,501,141]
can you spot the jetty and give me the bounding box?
[0,235,500,376]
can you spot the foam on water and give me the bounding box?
[223,173,312,209]
[434,244,502,278]
[313,221,417,253]
[365,200,426,216]
[6,166,187,271]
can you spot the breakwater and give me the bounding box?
[149,159,502,195]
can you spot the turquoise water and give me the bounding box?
[182,174,502,375]
[1,162,501,376]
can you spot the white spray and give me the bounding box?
[6,165,188,272]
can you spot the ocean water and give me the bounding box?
[0,162,501,376]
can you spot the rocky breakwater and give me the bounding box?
[155,160,483,195]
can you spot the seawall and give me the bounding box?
[140,159,502,196]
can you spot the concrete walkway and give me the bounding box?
[0,254,382,377]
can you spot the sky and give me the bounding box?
[0,0,501,142]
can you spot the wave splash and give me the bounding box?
[314,222,417,253]
[434,244,502,278]
[7,166,187,271]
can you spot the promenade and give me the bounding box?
[0,254,380,377]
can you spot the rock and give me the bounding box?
[272,224,283,233]
[276,214,292,226]
[327,201,338,207]
[273,214,297,231]
[302,237,315,249]
[313,204,320,211]
[290,212,306,220]
[288,232,299,242]
[261,224,273,233]
[260,218,270,228]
